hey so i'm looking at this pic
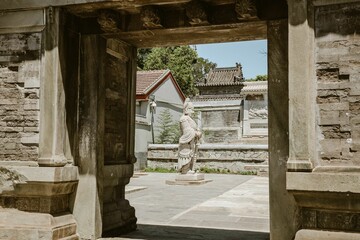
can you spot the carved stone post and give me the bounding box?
[39,7,69,166]
[268,19,299,240]
[0,7,79,240]
[287,0,316,171]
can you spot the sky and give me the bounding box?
[195,40,267,80]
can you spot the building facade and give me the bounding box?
[135,70,185,170]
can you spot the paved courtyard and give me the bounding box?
[102,173,269,240]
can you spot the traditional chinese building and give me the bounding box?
[193,64,268,144]
[194,64,244,143]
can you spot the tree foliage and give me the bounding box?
[137,46,216,96]
[247,74,267,81]
[155,109,180,144]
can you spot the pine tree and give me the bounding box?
[156,109,180,144]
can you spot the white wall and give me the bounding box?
[135,76,184,169]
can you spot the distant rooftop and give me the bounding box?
[241,81,268,93]
[196,63,244,87]
[136,69,169,95]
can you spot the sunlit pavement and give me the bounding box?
[101,172,269,240]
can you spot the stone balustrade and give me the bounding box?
[147,143,268,174]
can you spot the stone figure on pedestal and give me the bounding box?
[178,98,202,174]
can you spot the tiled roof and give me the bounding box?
[241,81,267,93]
[136,69,169,95]
[196,64,244,87]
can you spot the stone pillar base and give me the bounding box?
[102,199,137,236]
[295,229,360,240]
[0,209,79,240]
[0,166,79,240]
[102,165,137,236]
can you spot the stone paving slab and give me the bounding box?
[101,173,269,240]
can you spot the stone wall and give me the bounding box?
[202,109,240,143]
[315,2,360,166]
[147,144,268,173]
[0,33,41,163]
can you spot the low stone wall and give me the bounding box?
[147,144,268,174]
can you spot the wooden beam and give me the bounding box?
[0,0,191,10]
[108,21,266,47]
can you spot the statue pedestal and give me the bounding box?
[166,173,212,185]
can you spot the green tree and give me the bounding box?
[137,46,216,96]
[247,74,267,81]
[137,48,152,70]
[193,57,217,85]
[156,109,180,144]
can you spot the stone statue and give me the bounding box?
[178,98,202,174]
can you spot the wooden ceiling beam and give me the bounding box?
[107,21,267,48]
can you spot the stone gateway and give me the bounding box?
[0,1,359,240]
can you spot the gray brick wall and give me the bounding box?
[0,33,41,162]
[316,3,360,165]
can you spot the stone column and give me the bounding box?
[268,19,299,240]
[39,7,70,166]
[72,36,137,238]
[287,0,316,171]
[72,34,105,240]
[0,8,79,240]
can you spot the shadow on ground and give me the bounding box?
[104,224,270,240]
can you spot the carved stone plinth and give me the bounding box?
[166,173,212,185]
[175,173,204,181]
[0,166,79,240]
[0,210,79,240]
[102,165,137,235]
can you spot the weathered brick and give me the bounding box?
[4,143,16,150]
[319,111,340,125]
[0,127,23,132]
[349,83,360,96]
[6,120,25,127]
[321,125,351,139]
[24,127,39,132]
[1,115,23,121]
[317,68,340,82]
[320,139,342,153]
[0,99,18,105]
[0,89,22,99]
[318,102,349,111]
[317,82,351,90]
[24,89,39,99]
[350,102,360,114]
[21,134,39,146]
[24,120,38,127]
[24,99,39,110]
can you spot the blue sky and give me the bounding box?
[195,40,267,79]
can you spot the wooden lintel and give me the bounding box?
[108,21,267,47]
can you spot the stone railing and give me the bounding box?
[147,143,268,174]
